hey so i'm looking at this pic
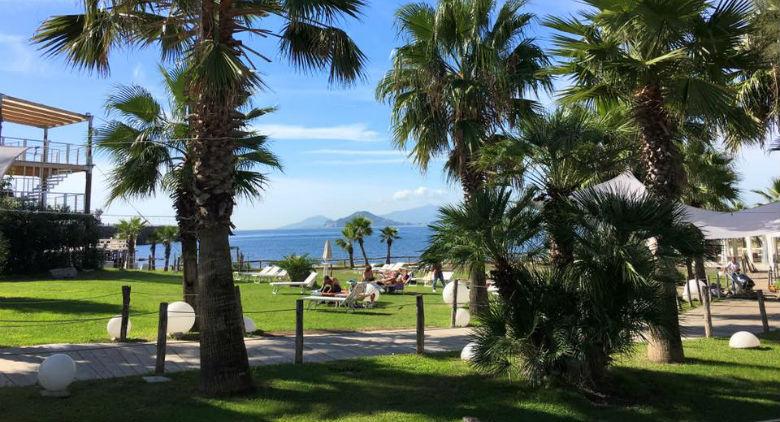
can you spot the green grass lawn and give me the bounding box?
[1,334,779,421]
[0,269,454,347]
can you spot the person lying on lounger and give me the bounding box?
[377,271,400,286]
[321,275,343,295]
[384,270,410,293]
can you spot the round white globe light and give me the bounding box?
[455,308,471,327]
[106,315,132,339]
[682,279,707,302]
[243,315,257,333]
[365,282,382,303]
[167,301,196,334]
[37,354,76,392]
[443,281,469,305]
[729,331,761,349]
[461,342,477,361]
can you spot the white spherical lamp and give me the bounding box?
[729,331,761,349]
[106,315,132,339]
[443,281,469,305]
[167,301,196,334]
[37,354,76,394]
[455,308,471,327]
[461,342,477,361]
[243,315,257,333]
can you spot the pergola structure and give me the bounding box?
[0,94,94,213]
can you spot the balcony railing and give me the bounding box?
[2,191,85,213]
[0,136,89,166]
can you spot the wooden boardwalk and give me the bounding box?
[0,328,470,388]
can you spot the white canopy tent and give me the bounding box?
[0,146,27,178]
[588,172,780,268]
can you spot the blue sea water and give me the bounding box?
[134,226,433,266]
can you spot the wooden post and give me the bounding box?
[700,282,713,338]
[757,290,770,334]
[235,286,246,336]
[120,285,131,342]
[451,279,458,328]
[416,294,424,354]
[295,299,304,364]
[155,302,168,375]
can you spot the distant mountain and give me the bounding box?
[278,215,333,230]
[326,211,405,228]
[380,204,439,226]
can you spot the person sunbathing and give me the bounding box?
[377,271,400,286]
[362,264,375,282]
[385,270,410,293]
[321,275,343,296]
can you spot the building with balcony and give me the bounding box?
[0,94,93,213]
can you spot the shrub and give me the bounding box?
[277,254,316,281]
[0,210,100,274]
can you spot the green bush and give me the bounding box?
[0,210,100,274]
[277,254,316,282]
[0,232,8,273]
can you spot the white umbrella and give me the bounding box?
[322,240,333,276]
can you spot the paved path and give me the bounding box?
[0,328,470,388]
[1,297,778,389]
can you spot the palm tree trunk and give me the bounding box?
[126,238,136,270]
[150,244,156,270]
[348,250,354,268]
[633,83,685,364]
[545,191,575,267]
[164,243,172,272]
[460,159,488,315]
[189,0,252,395]
[181,232,199,321]
[358,239,369,266]
[386,241,391,265]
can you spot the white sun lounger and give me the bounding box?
[269,272,317,294]
[302,288,359,310]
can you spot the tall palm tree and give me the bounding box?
[751,178,780,204]
[34,0,365,395]
[379,226,400,265]
[115,217,146,270]
[345,216,373,266]
[548,0,759,364]
[97,68,280,318]
[156,226,180,272]
[146,230,159,271]
[335,226,356,269]
[377,0,551,313]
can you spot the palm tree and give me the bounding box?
[379,227,400,265]
[115,217,146,270]
[156,226,180,272]
[547,0,759,364]
[345,216,373,266]
[146,230,159,271]
[97,68,280,318]
[35,0,365,395]
[751,178,780,204]
[377,0,551,313]
[335,226,356,269]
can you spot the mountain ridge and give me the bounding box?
[277,204,439,230]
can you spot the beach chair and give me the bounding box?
[302,288,359,310]
[269,272,317,294]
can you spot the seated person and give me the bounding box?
[377,270,400,286]
[321,275,343,295]
[351,282,377,305]
[362,264,375,282]
[385,270,411,293]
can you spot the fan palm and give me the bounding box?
[97,68,281,316]
[35,0,365,395]
[377,0,551,313]
[345,216,373,266]
[379,226,400,265]
[156,226,180,272]
[115,217,146,270]
[751,178,780,204]
[547,0,759,363]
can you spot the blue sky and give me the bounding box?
[0,0,777,229]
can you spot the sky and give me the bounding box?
[0,0,777,229]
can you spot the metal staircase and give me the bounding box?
[20,169,73,202]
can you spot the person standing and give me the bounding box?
[431,262,445,292]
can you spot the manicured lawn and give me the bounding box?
[0,269,454,347]
[1,334,779,421]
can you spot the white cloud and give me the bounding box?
[255,123,380,142]
[0,33,39,73]
[304,149,403,156]
[393,186,447,201]
[313,158,407,165]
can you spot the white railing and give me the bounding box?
[1,190,85,213]
[0,136,88,166]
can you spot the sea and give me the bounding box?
[134,226,433,266]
